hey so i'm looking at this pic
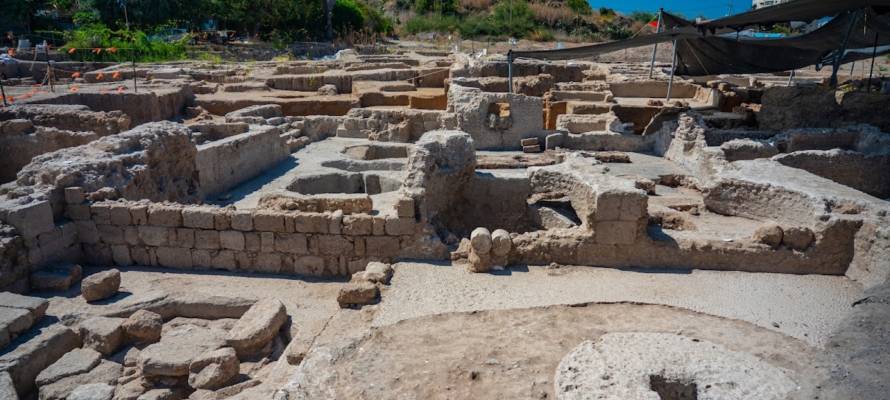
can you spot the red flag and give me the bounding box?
[648,20,659,28]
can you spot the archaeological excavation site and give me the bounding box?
[1,2,890,400]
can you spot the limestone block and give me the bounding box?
[260,232,275,253]
[109,204,132,225]
[783,226,814,251]
[253,212,286,232]
[365,236,400,257]
[111,245,132,266]
[3,200,54,238]
[147,205,182,227]
[90,203,112,225]
[385,217,416,236]
[188,347,239,390]
[343,214,373,235]
[294,213,329,233]
[155,247,193,269]
[138,226,169,247]
[74,221,99,244]
[225,299,287,357]
[79,316,124,355]
[395,198,415,218]
[470,227,492,254]
[594,221,639,245]
[490,229,512,256]
[256,253,282,273]
[275,233,307,254]
[122,310,163,344]
[372,217,386,236]
[81,269,121,302]
[243,233,260,252]
[30,264,82,292]
[352,261,393,284]
[66,204,91,221]
[753,224,783,249]
[194,230,220,250]
[129,204,148,225]
[316,235,353,255]
[214,211,231,230]
[182,207,216,229]
[174,228,195,248]
[97,224,124,245]
[67,383,114,400]
[230,211,253,231]
[0,325,80,396]
[294,256,325,275]
[35,348,102,386]
[337,281,379,308]
[328,210,343,235]
[220,231,245,251]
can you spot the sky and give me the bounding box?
[590,0,754,19]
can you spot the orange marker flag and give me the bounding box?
[107,47,118,54]
[6,96,14,103]
[71,71,82,79]
[96,72,105,81]
[6,48,14,56]
[117,86,127,93]
[69,86,79,93]
[93,48,102,54]
[112,71,121,80]
[68,48,77,54]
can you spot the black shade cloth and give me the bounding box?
[510,5,890,76]
[700,0,890,29]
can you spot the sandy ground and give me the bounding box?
[375,262,862,346]
[292,303,826,400]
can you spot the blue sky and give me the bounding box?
[590,0,754,19]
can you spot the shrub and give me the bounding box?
[566,0,592,15]
[62,24,189,62]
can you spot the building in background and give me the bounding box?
[752,0,791,9]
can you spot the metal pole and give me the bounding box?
[830,10,860,88]
[868,32,879,92]
[0,80,8,106]
[648,9,663,79]
[667,38,678,101]
[132,54,137,93]
[46,61,54,92]
[787,69,795,86]
[507,51,513,94]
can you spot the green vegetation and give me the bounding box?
[62,25,189,62]
[1,0,660,46]
[403,0,636,40]
[1,0,392,46]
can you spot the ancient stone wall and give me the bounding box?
[195,126,290,197]
[0,224,29,293]
[70,199,420,277]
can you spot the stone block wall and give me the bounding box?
[69,198,420,278]
[196,126,290,197]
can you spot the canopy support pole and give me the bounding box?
[830,10,860,88]
[0,80,7,107]
[868,32,879,92]
[507,50,514,94]
[648,9,663,79]
[667,38,678,101]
